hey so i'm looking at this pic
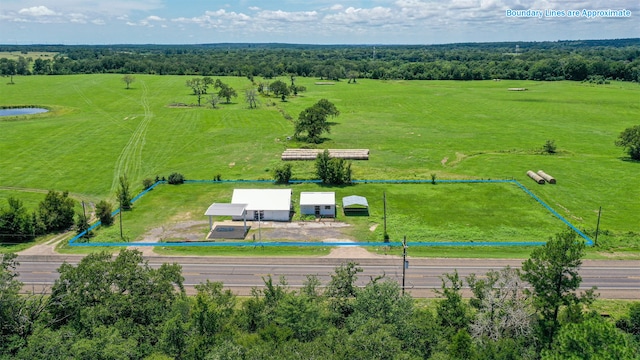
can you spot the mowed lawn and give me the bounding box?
[64,181,566,246]
[1,75,639,248]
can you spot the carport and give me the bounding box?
[204,203,248,235]
[342,195,369,216]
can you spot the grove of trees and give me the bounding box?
[0,191,76,244]
[2,232,637,359]
[1,39,639,82]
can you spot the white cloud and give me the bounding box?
[324,6,396,25]
[205,9,251,21]
[2,0,638,44]
[69,13,88,24]
[18,6,58,17]
[256,10,319,22]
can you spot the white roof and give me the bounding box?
[342,195,368,208]
[204,203,247,217]
[300,192,335,206]
[232,189,292,211]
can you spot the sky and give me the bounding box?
[0,1,638,45]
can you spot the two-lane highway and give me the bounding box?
[14,255,640,299]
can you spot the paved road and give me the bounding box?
[15,255,640,299]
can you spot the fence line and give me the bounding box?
[69,178,593,247]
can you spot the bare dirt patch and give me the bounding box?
[137,220,356,244]
[140,220,208,243]
[18,232,70,256]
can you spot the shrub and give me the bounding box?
[273,163,293,184]
[142,178,154,190]
[315,150,352,185]
[167,172,185,185]
[96,200,114,226]
[542,139,557,154]
[75,211,91,236]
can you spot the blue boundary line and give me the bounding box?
[69,179,593,247]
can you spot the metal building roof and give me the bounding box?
[204,203,248,217]
[342,195,369,208]
[231,189,292,211]
[300,192,335,206]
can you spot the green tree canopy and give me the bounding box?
[121,74,135,89]
[294,99,339,143]
[48,249,184,357]
[37,190,76,233]
[315,150,352,185]
[542,316,636,360]
[521,230,596,348]
[0,197,35,243]
[269,80,290,101]
[214,79,237,103]
[116,175,132,210]
[615,125,640,160]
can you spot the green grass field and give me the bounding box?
[0,51,58,61]
[1,75,638,255]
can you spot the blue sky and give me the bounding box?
[0,1,637,45]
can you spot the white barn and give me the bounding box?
[300,192,336,217]
[231,189,292,221]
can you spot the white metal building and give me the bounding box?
[231,189,292,221]
[300,192,336,217]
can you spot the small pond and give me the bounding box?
[0,108,49,117]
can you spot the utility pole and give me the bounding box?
[383,191,388,242]
[119,207,123,239]
[81,201,87,237]
[402,236,408,295]
[594,206,602,246]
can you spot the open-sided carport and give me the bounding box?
[204,203,249,239]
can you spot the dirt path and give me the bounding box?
[17,232,70,256]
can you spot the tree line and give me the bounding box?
[0,191,77,243]
[2,39,639,82]
[1,231,639,359]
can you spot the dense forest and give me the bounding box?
[2,231,639,359]
[1,39,640,82]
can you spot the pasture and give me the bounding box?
[0,51,57,61]
[1,75,638,254]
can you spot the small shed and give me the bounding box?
[342,195,369,216]
[231,189,292,221]
[300,192,336,217]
